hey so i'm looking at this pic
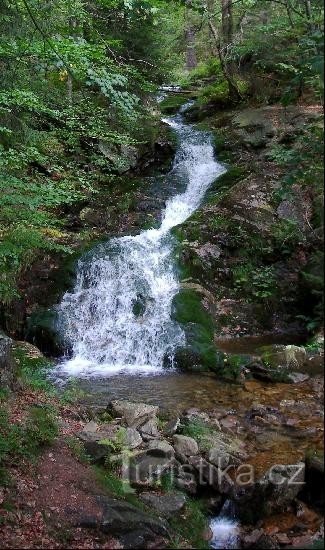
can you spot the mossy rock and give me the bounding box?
[172,289,220,371]
[206,166,246,200]
[25,307,64,357]
[159,94,190,115]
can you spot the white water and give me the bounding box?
[210,501,240,549]
[57,108,225,377]
[210,517,239,549]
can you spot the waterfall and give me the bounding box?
[57,107,225,376]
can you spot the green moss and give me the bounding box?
[169,498,209,549]
[159,94,191,115]
[207,166,246,200]
[13,344,54,393]
[172,289,221,371]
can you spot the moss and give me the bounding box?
[13,344,54,392]
[159,94,191,115]
[169,498,209,549]
[172,289,221,371]
[206,166,246,200]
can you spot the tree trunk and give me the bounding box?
[185,25,197,70]
[208,18,241,102]
[67,17,77,105]
[185,2,197,70]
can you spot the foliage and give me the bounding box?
[0,404,58,483]
[169,498,209,549]
[13,346,54,393]
[233,263,277,302]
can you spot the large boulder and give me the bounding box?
[173,435,199,457]
[139,492,186,519]
[127,448,175,486]
[98,496,169,548]
[235,462,305,522]
[109,400,159,429]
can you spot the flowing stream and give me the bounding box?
[57,106,225,377]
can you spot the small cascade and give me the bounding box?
[210,500,240,549]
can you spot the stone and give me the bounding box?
[163,417,180,436]
[235,462,306,520]
[98,496,168,548]
[139,417,160,440]
[148,440,175,458]
[109,400,159,429]
[0,331,17,390]
[128,449,174,485]
[139,492,186,519]
[174,474,197,495]
[288,372,310,383]
[173,435,199,457]
[77,422,120,463]
[208,446,238,469]
[125,428,143,449]
[258,345,307,370]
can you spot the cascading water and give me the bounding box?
[57,106,225,376]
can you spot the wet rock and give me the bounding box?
[109,400,159,429]
[173,435,199,456]
[98,496,169,548]
[139,492,186,518]
[125,428,143,449]
[258,345,307,370]
[0,331,17,390]
[26,307,63,356]
[241,528,264,548]
[287,372,310,383]
[304,453,325,508]
[235,463,305,521]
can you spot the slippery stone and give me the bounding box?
[173,435,199,457]
[109,400,159,429]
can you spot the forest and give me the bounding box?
[0,0,324,548]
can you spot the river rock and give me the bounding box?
[208,446,238,469]
[148,439,175,458]
[98,496,169,548]
[77,421,119,463]
[128,449,174,486]
[173,435,199,456]
[235,462,306,521]
[109,400,159,428]
[125,428,143,449]
[139,417,160,440]
[163,417,180,436]
[140,492,186,518]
